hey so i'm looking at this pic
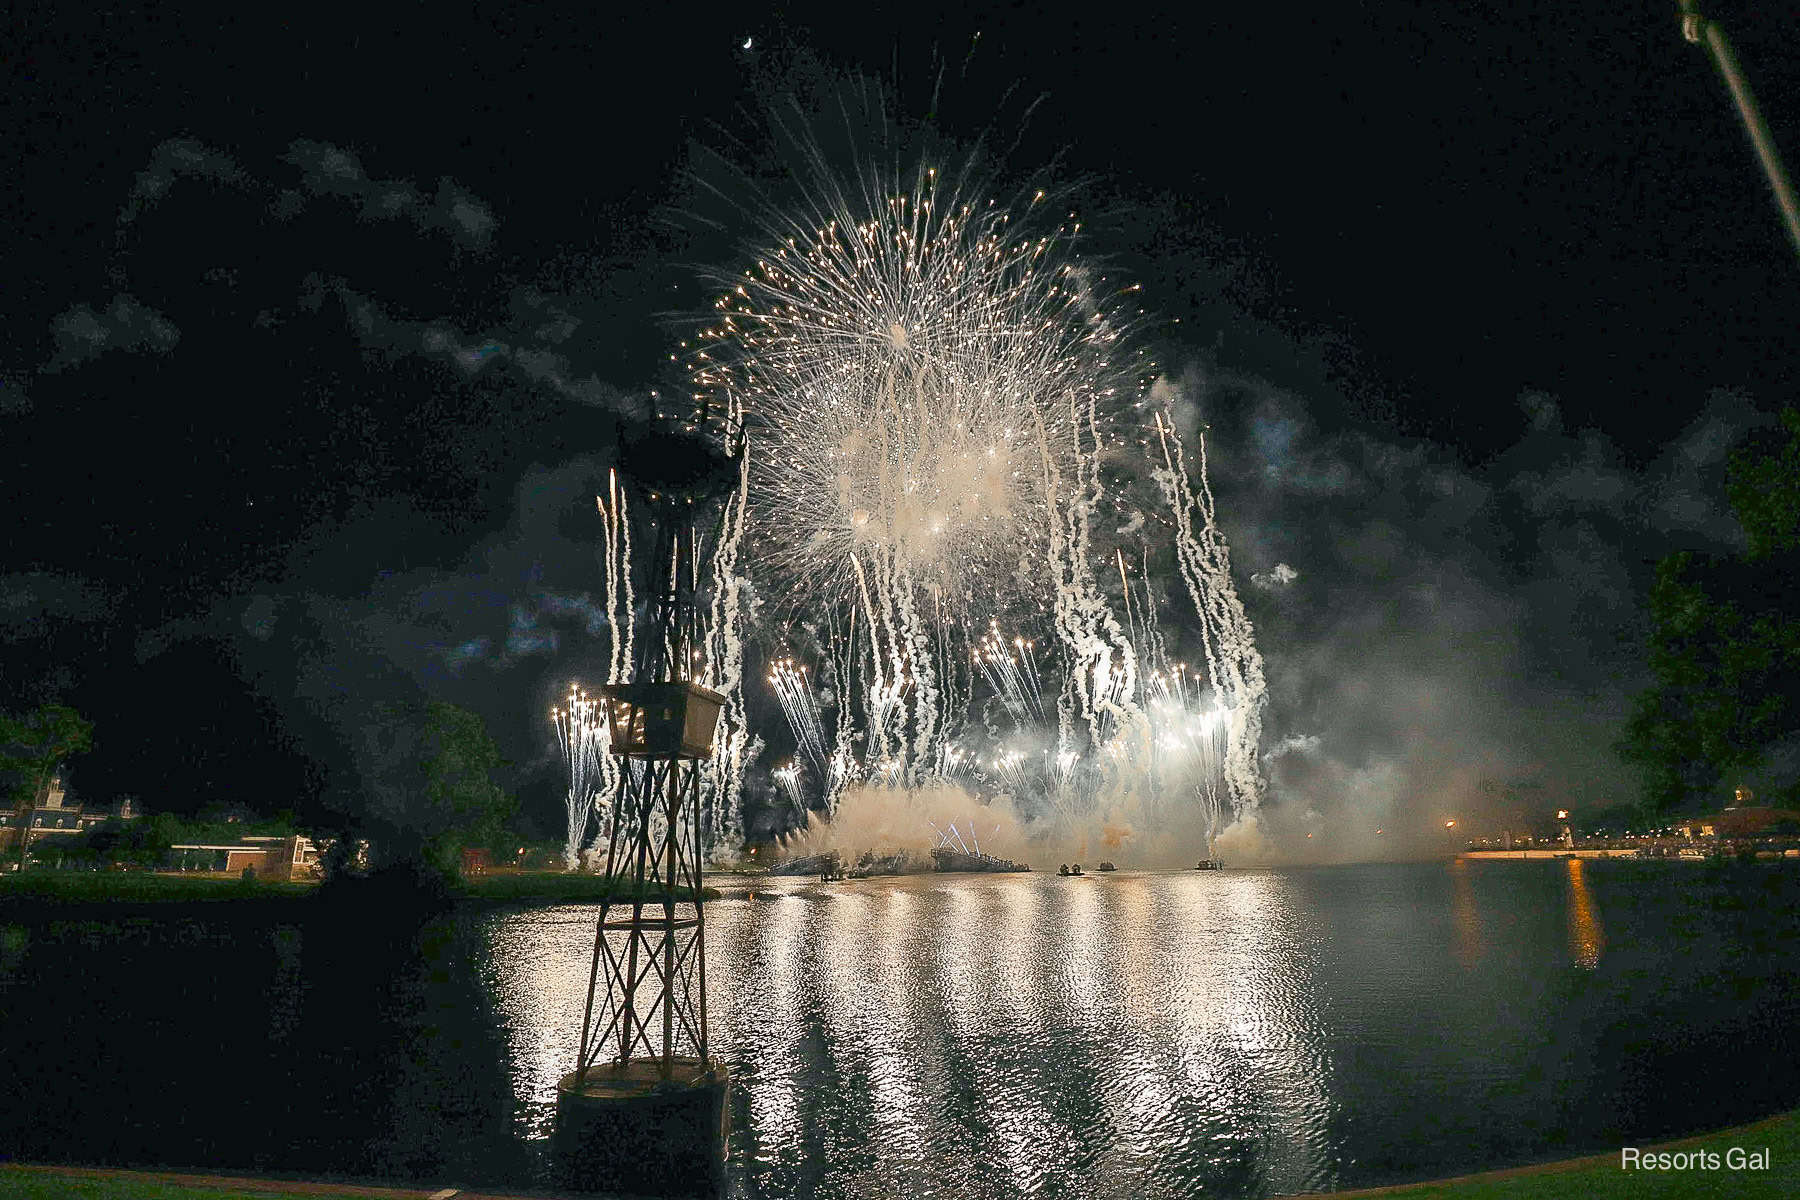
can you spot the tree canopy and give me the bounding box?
[0,703,94,808]
[352,699,516,878]
[1621,410,1800,814]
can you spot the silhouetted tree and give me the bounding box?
[355,700,515,880]
[0,703,95,865]
[1621,410,1800,813]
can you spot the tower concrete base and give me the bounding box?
[553,1058,729,1196]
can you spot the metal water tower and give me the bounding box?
[555,409,740,1197]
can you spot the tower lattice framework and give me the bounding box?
[573,426,737,1085]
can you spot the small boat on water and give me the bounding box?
[1057,863,1085,877]
[1194,859,1224,871]
[1095,861,1116,872]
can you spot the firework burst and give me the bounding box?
[671,156,1266,858]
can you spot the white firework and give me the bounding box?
[683,158,1267,857]
[550,683,607,871]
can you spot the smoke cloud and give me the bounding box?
[1176,365,1767,862]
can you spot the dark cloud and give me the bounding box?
[279,140,497,250]
[222,461,631,812]
[307,275,641,421]
[0,573,112,642]
[1643,393,1767,546]
[1509,432,1632,517]
[118,137,251,225]
[0,371,29,416]
[45,293,180,371]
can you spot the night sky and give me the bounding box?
[6,3,1798,854]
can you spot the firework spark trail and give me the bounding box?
[826,615,859,816]
[1144,686,1229,855]
[586,475,638,860]
[893,559,941,786]
[1151,410,1268,816]
[774,761,806,814]
[703,446,753,857]
[1019,637,1047,719]
[551,684,606,870]
[603,470,635,689]
[975,623,1045,725]
[1073,390,1145,750]
[768,656,831,782]
[987,748,1032,801]
[928,593,975,778]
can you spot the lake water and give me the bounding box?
[3,860,1798,1197]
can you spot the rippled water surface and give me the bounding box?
[5,861,1800,1197]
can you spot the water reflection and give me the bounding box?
[9,864,1800,1200]
[467,864,1789,1199]
[1564,859,1605,970]
[1449,859,1484,969]
[477,872,1340,1198]
[485,908,590,1140]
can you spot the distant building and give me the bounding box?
[1672,807,1800,840]
[0,776,138,853]
[167,835,320,881]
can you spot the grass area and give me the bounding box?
[0,868,717,907]
[3,1181,324,1199]
[1312,1110,1799,1198]
[0,872,313,903]
[0,1166,440,1200]
[5,1115,1795,1199]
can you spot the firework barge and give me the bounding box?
[929,848,1031,873]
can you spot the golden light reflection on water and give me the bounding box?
[482,906,590,1138]
[14,860,1793,1200]
[968,886,1057,1178]
[1449,859,1483,969]
[1564,859,1605,970]
[737,887,810,1158]
[1194,873,1335,1189]
[1059,873,1108,1021]
[820,884,930,1165]
[480,872,1340,1196]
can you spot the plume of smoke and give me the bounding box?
[783,778,1235,870]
